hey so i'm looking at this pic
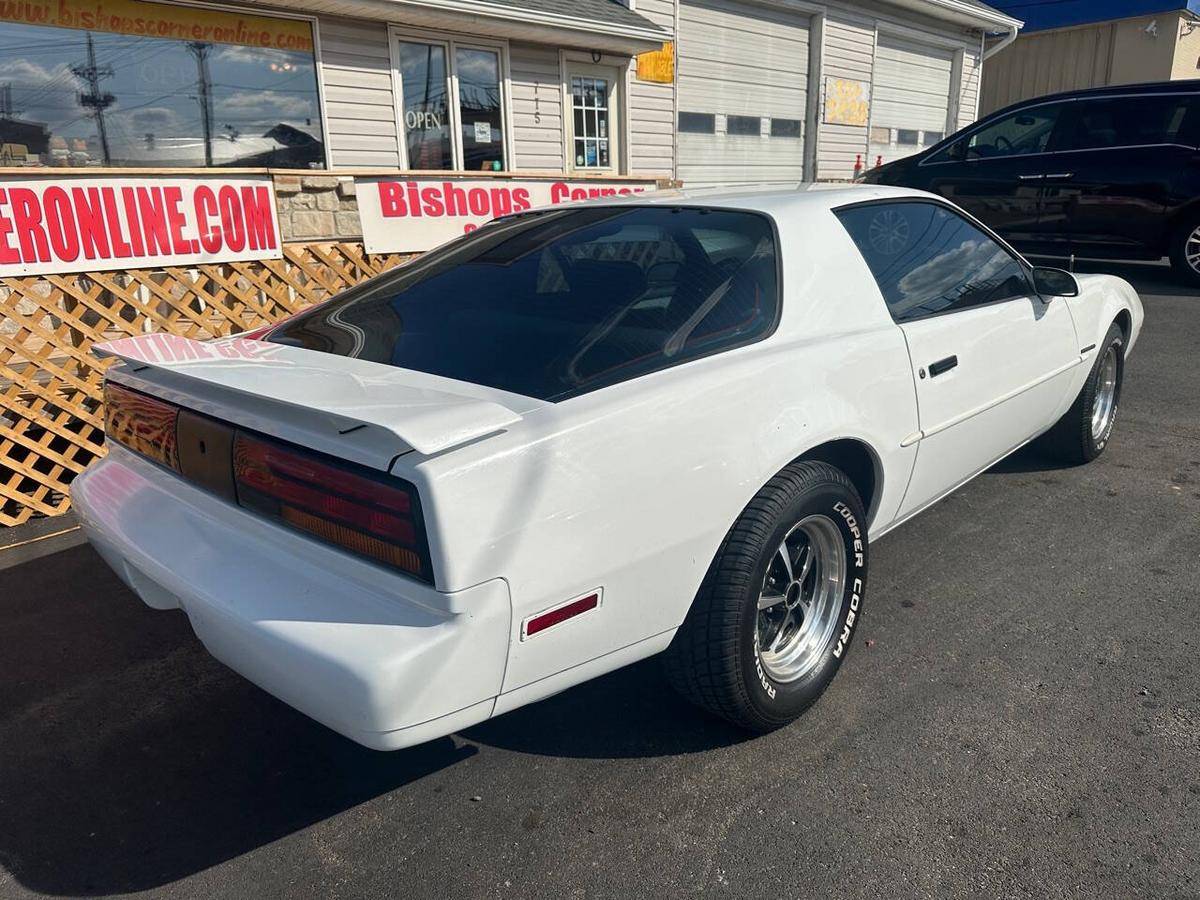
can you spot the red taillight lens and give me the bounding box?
[233,432,431,581]
[103,381,180,470]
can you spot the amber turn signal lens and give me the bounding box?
[103,381,180,470]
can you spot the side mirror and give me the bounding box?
[1032,266,1079,298]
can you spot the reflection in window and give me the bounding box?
[457,48,504,171]
[771,118,803,138]
[572,76,610,168]
[960,103,1063,160]
[0,6,323,168]
[835,201,1030,322]
[726,115,760,136]
[268,207,780,400]
[679,112,715,134]
[398,41,452,170]
[1063,95,1198,151]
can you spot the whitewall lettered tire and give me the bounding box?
[664,461,869,732]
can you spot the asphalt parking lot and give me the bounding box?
[1,262,1197,900]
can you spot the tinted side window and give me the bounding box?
[835,202,1031,322]
[933,103,1063,162]
[269,207,779,400]
[1060,95,1198,150]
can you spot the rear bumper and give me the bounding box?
[72,446,511,750]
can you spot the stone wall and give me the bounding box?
[273,174,362,242]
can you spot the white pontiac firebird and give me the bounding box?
[74,185,1144,750]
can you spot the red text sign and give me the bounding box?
[356,177,659,253]
[0,175,281,276]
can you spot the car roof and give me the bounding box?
[576,182,935,217]
[989,78,1200,118]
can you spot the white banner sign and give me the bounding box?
[356,177,660,253]
[0,175,282,276]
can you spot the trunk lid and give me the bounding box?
[96,333,538,470]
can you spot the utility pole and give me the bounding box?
[72,33,115,164]
[0,84,16,118]
[186,41,214,166]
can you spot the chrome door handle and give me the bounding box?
[1044,172,1074,179]
[1017,174,1044,181]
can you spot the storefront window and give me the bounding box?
[397,41,453,170]
[456,48,504,171]
[394,33,507,172]
[0,0,323,168]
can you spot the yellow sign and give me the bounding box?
[824,77,870,127]
[0,0,314,51]
[636,41,675,84]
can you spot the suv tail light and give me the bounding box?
[233,432,431,581]
[103,380,432,583]
[104,381,180,470]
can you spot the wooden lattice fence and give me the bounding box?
[0,242,409,527]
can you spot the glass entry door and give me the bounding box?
[569,67,619,172]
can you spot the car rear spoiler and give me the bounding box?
[94,333,525,468]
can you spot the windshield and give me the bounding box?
[267,205,780,400]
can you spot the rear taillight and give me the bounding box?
[101,380,432,582]
[104,381,180,470]
[233,432,431,581]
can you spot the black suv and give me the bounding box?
[861,80,1200,283]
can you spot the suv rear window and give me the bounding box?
[1059,94,1200,150]
[267,206,779,400]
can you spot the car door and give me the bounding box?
[1040,92,1200,260]
[833,200,1081,517]
[914,101,1070,253]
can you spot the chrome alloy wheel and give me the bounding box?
[756,514,846,683]
[1186,225,1200,274]
[1091,345,1119,442]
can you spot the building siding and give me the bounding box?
[312,3,988,181]
[629,0,677,175]
[959,45,981,128]
[818,10,876,181]
[812,3,988,179]
[510,42,566,171]
[980,13,1186,115]
[319,17,401,168]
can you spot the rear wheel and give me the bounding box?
[1038,323,1124,465]
[1168,214,1200,286]
[664,461,868,732]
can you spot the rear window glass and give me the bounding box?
[1060,95,1200,150]
[267,206,779,400]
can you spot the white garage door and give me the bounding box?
[870,34,953,166]
[677,0,809,186]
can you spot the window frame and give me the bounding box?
[561,59,624,174]
[832,197,1038,324]
[388,25,514,172]
[0,0,330,170]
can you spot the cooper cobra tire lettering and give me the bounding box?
[664,460,869,732]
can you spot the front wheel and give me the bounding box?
[1038,323,1125,465]
[664,461,868,732]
